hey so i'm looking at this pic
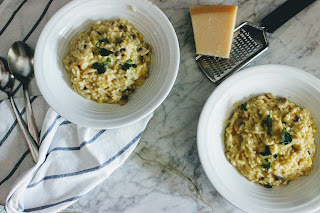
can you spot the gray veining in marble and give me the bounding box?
[4,0,311,212]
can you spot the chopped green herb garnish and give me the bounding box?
[274,154,278,158]
[121,63,130,70]
[260,146,270,156]
[282,121,286,125]
[121,63,138,71]
[262,162,271,170]
[95,38,109,46]
[281,128,293,145]
[240,104,248,111]
[106,57,111,63]
[92,63,106,74]
[99,38,109,43]
[126,59,133,63]
[99,48,113,56]
[263,114,272,135]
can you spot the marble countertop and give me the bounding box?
[64,0,320,212]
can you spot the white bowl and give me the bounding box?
[197,65,320,213]
[34,0,179,128]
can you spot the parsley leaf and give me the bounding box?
[92,63,106,74]
[121,63,130,70]
[99,48,113,56]
[126,59,133,63]
[95,38,109,46]
[106,57,111,63]
[240,104,247,111]
[260,146,270,156]
[99,38,109,43]
[281,128,293,145]
[263,114,272,135]
[274,154,278,158]
[262,162,271,170]
[121,63,137,71]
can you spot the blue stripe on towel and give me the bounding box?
[36,120,69,146]
[0,0,28,36]
[60,120,71,126]
[46,130,106,156]
[0,150,30,185]
[23,0,54,42]
[40,115,61,144]
[0,96,38,148]
[0,116,65,185]
[11,83,23,96]
[24,195,82,212]
[27,131,144,188]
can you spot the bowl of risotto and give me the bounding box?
[197,64,320,213]
[34,0,179,128]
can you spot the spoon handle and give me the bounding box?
[9,96,39,163]
[23,86,40,145]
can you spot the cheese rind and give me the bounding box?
[190,5,238,58]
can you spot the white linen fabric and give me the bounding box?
[0,0,153,212]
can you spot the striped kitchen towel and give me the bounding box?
[0,97,153,213]
[0,0,153,212]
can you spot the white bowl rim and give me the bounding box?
[34,0,180,128]
[197,64,320,213]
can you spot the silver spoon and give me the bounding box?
[0,57,39,162]
[8,41,39,145]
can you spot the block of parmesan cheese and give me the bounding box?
[190,5,238,58]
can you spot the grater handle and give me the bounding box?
[261,0,317,33]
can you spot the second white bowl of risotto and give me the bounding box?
[34,0,179,128]
[197,65,320,213]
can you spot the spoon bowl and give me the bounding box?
[0,57,15,94]
[8,41,34,84]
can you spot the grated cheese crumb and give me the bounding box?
[130,5,137,12]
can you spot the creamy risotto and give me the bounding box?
[63,19,151,105]
[225,94,317,187]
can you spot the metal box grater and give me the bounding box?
[196,22,268,84]
[195,0,317,84]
